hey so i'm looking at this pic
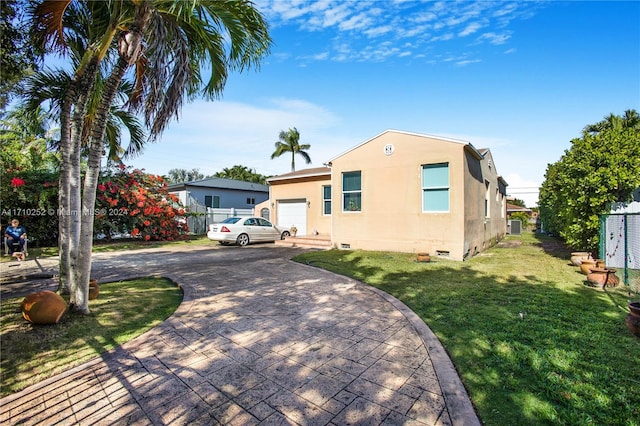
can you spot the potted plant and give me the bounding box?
[626,301,640,338]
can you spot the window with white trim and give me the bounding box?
[342,171,361,212]
[422,163,449,212]
[322,185,332,215]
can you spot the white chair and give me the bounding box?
[4,237,28,258]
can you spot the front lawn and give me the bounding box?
[293,233,640,425]
[0,277,182,397]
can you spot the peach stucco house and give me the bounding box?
[256,130,508,260]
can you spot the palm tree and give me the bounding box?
[584,109,640,135]
[28,0,272,313]
[271,127,311,172]
[214,165,267,184]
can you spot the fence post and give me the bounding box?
[599,214,606,261]
[624,213,629,287]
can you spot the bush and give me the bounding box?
[94,166,189,241]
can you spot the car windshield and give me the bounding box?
[220,217,242,224]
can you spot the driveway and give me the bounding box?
[0,244,479,425]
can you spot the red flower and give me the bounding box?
[98,184,106,191]
[11,177,25,187]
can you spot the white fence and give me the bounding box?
[184,202,253,234]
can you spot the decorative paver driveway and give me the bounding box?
[0,244,479,425]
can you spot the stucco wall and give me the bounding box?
[329,132,469,259]
[462,150,507,259]
[267,175,332,236]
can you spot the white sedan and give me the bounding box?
[207,217,290,246]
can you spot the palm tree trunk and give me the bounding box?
[76,3,152,314]
[61,60,99,312]
[57,81,74,295]
[77,57,129,313]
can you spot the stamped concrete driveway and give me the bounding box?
[0,244,479,425]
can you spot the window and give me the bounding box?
[205,195,220,208]
[422,163,449,212]
[322,185,332,215]
[485,181,490,217]
[342,171,361,212]
[246,197,256,205]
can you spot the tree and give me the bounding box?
[214,165,268,184]
[270,127,311,172]
[166,168,204,183]
[509,198,527,208]
[95,166,188,241]
[0,0,42,112]
[27,0,272,314]
[539,109,640,254]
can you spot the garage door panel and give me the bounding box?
[277,201,307,236]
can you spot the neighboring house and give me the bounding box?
[506,202,533,218]
[258,130,508,260]
[168,178,269,210]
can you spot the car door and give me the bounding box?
[257,218,279,241]
[242,218,263,241]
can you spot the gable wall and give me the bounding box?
[462,149,507,258]
[329,132,468,259]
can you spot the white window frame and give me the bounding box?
[342,171,362,212]
[421,163,450,213]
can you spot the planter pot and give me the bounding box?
[21,290,67,325]
[89,279,100,300]
[416,253,431,263]
[580,260,597,275]
[570,252,591,266]
[625,314,640,338]
[586,267,619,288]
[629,302,640,317]
[595,259,606,268]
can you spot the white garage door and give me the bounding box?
[277,200,307,236]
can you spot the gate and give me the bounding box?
[600,212,640,293]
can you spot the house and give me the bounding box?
[168,178,269,210]
[258,130,508,260]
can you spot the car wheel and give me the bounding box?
[236,233,250,246]
[281,231,290,239]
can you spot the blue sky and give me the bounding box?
[128,0,640,207]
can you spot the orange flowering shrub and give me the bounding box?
[95,166,188,241]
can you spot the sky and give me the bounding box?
[124,0,640,207]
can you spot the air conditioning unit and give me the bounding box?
[508,220,522,235]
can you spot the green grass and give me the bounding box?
[0,277,182,397]
[294,233,640,426]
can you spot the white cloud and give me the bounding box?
[254,2,543,65]
[132,98,345,177]
[459,22,484,37]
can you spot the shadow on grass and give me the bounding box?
[0,278,182,398]
[294,248,640,426]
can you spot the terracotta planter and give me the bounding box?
[89,279,100,300]
[21,290,67,325]
[579,260,597,275]
[570,252,591,266]
[586,267,619,288]
[595,259,606,268]
[626,313,640,339]
[416,253,431,263]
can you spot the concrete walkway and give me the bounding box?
[0,244,479,425]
